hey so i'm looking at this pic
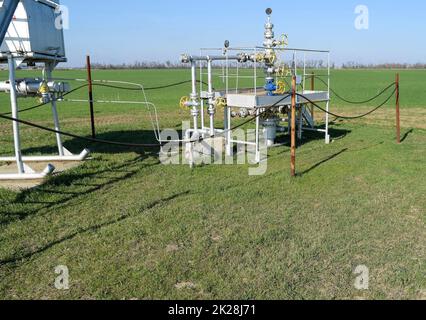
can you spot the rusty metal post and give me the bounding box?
[291,76,297,177]
[396,73,401,144]
[86,55,96,138]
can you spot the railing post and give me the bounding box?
[291,76,297,177]
[396,73,401,144]
[86,55,96,138]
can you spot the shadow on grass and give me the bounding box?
[0,191,189,266]
[401,128,414,143]
[0,155,161,227]
[19,125,351,157]
[1,127,350,225]
[21,130,162,156]
[298,148,349,176]
[275,127,351,147]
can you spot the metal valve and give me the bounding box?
[179,96,190,111]
[215,97,227,110]
[274,80,286,95]
[38,81,51,103]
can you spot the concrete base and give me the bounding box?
[185,137,225,165]
[0,161,83,191]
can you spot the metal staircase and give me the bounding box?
[0,0,20,44]
[302,106,315,128]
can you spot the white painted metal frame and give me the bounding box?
[195,46,331,164]
[0,56,55,180]
[0,57,90,168]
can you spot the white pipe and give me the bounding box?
[303,53,306,92]
[207,59,215,136]
[191,61,198,130]
[51,98,65,155]
[255,109,261,163]
[0,164,55,181]
[185,55,240,62]
[191,61,197,96]
[0,149,90,163]
[199,56,205,132]
[230,140,257,146]
[226,106,232,157]
[8,56,24,174]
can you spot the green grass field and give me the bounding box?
[0,69,424,300]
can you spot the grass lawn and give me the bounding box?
[0,69,424,299]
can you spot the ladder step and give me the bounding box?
[302,107,314,128]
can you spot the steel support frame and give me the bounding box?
[0,56,90,180]
[0,56,55,180]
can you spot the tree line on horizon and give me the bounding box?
[85,60,426,70]
[4,60,425,71]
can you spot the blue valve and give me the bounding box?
[264,78,277,96]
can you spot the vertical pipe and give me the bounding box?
[45,63,65,156]
[8,56,24,174]
[207,59,215,136]
[294,51,297,76]
[226,106,232,156]
[325,53,330,144]
[396,73,401,144]
[86,55,96,138]
[225,52,232,156]
[254,48,257,95]
[191,60,198,130]
[199,52,205,131]
[291,76,297,177]
[303,53,306,92]
[255,108,260,163]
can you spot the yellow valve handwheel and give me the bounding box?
[255,53,265,63]
[281,34,289,48]
[274,80,286,95]
[38,81,49,94]
[215,97,227,110]
[265,52,277,64]
[179,96,190,111]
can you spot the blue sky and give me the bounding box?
[62,0,426,67]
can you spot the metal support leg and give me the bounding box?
[8,56,24,174]
[325,100,330,144]
[255,109,261,163]
[0,56,56,180]
[298,106,303,140]
[51,98,65,156]
[45,63,65,156]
